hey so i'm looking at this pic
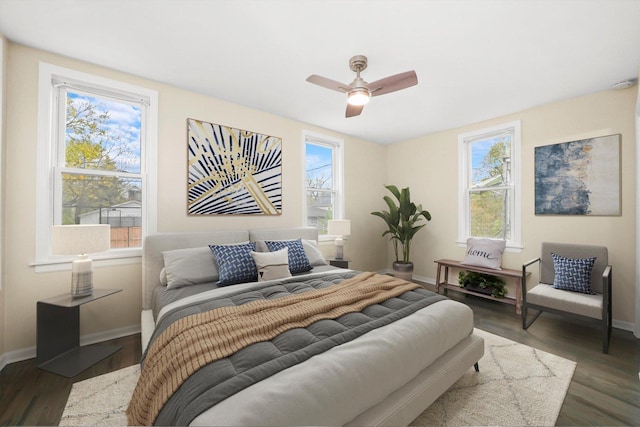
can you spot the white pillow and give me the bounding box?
[251,248,292,282]
[162,246,218,289]
[460,238,506,270]
[254,239,327,267]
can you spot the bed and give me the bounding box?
[134,227,484,426]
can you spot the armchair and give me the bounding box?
[522,242,612,353]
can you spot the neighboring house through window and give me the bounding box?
[35,63,158,268]
[303,131,344,238]
[458,121,521,249]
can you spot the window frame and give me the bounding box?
[302,130,344,242]
[457,120,521,250]
[34,63,158,270]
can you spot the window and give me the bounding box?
[458,121,521,249]
[303,131,344,237]
[35,63,158,267]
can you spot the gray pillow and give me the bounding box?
[301,239,328,266]
[460,238,506,270]
[162,246,218,289]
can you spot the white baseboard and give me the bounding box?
[613,319,634,332]
[0,323,141,373]
[79,324,141,346]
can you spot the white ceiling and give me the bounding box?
[0,0,639,144]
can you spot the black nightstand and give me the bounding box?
[328,257,351,269]
[37,288,122,377]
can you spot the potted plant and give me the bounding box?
[458,271,508,298]
[371,185,431,280]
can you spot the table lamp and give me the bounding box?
[327,219,351,259]
[51,224,111,298]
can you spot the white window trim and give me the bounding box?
[457,120,522,251]
[302,130,344,242]
[33,62,158,271]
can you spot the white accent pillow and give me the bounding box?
[162,246,219,289]
[251,248,292,282]
[460,238,506,270]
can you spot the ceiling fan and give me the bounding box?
[306,55,418,118]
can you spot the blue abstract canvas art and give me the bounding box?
[187,118,282,215]
[535,134,620,215]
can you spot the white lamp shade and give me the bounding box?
[327,219,351,236]
[51,224,111,255]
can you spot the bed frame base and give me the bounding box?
[345,333,484,426]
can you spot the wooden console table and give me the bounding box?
[434,259,527,314]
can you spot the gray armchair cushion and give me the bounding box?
[527,283,603,319]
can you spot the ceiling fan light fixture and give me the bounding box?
[347,88,370,106]
[307,55,417,118]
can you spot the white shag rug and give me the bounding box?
[59,329,576,426]
[411,329,576,426]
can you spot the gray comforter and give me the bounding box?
[146,271,446,426]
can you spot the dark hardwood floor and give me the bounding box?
[0,334,141,426]
[0,291,638,426]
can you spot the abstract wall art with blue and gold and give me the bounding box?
[535,134,620,216]
[187,118,282,215]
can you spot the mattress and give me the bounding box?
[142,269,474,426]
[191,298,472,426]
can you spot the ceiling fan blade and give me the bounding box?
[346,103,364,118]
[306,75,352,93]
[368,70,418,97]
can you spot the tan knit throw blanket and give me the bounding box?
[126,272,419,425]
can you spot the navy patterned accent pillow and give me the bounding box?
[209,242,257,286]
[265,239,312,274]
[551,253,597,295]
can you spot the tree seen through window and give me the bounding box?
[61,92,143,248]
[469,135,512,240]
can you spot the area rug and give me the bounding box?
[59,329,576,427]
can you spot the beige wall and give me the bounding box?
[0,34,7,360]
[2,43,387,354]
[154,77,388,270]
[387,87,637,326]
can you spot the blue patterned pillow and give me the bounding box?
[551,253,596,294]
[209,242,257,286]
[265,239,312,274]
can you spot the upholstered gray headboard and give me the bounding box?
[142,230,249,310]
[141,227,319,310]
[249,227,318,243]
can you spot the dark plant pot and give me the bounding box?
[393,261,414,281]
[464,284,495,296]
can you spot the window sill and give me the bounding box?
[32,250,142,273]
[456,240,523,253]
